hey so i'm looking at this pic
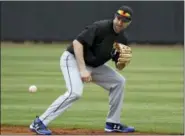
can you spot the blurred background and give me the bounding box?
[1,1,184,44]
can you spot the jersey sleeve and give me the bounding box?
[76,24,97,47]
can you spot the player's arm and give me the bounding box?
[72,24,97,82]
[73,40,86,72]
[74,24,97,66]
[73,39,92,82]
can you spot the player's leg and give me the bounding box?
[30,51,84,135]
[87,64,134,132]
[88,64,124,123]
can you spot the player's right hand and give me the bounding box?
[80,69,92,83]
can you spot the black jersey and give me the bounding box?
[67,19,128,67]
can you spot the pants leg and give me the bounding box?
[87,64,126,123]
[39,51,83,126]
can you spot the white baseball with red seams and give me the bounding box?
[29,85,37,92]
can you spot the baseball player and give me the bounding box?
[30,5,134,135]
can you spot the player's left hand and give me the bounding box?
[113,43,132,70]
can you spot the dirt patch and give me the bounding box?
[0,125,168,135]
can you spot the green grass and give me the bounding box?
[1,43,184,134]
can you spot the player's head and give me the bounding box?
[113,5,133,33]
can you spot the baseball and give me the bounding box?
[29,85,37,93]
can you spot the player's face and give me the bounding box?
[113,16,131,33]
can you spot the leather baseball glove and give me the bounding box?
[112,43,132,70]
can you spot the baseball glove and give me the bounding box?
[112,43,132,70]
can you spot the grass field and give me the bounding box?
[1,43,184,134]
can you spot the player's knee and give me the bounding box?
[71,92,82,100]
[64,86,83,100]
[71,86,83,99]
[65,85,83,99]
